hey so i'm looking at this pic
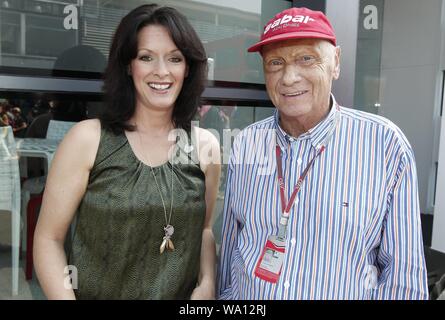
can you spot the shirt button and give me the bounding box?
[290,238,296,246]
[284,281,290,289]
[297,158,302,165]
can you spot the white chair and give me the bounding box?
[0,126,21,295]
[46,120,76,142]
[22,120,75,195]
[21,120,75,280]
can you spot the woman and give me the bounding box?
[34,4,221,300]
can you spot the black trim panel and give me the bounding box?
[0,66,267,90]
[0,66,104,80]
[0,75,271,104]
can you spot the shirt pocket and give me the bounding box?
[329,199,367,247]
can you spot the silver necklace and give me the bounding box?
[136,125,175,254]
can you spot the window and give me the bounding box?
[0,11,21,54]
[0,0,291,82]
[26,14,77,57]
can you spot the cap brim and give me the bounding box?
[247,31,336,52]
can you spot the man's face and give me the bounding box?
[262,38,340,123]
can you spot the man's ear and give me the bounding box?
[333,46,341,80]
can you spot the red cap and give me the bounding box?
[248,7,336,53]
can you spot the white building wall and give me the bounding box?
[432,0,445,252]
[326,0,359,109]
[379,0,443,218]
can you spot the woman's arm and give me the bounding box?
[33,119,100,299]
[190,127,221,300]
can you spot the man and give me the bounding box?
[11,107,28,137]
[217,7,428,299]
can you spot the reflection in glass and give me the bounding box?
[26,14,76,57]
[196,104,274,201]
[196,104,275,245]
[1,11,20,54]
[0,0,291,83]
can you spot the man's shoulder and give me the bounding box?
[245,114,276,130]
[340,106,406,137]
[232,115,275,144]
[229,115,275,153]
[341,106,413,155]
[236,115,275,137]
[340,106,395,128]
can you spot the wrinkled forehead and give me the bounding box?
[261,38,334,57]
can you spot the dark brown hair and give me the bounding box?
[100,4,207,134]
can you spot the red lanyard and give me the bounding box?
[276,145,325,218]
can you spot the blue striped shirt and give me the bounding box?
[217,96,428,300]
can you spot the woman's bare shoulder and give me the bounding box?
[56,118,101,170]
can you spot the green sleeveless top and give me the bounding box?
[68,127,206,300]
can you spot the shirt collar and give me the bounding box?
[274,94,340,151]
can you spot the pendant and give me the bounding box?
[167,238,175,251]
[164,225,174,237]
[160,225,175,254]
[160,238,167,254]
